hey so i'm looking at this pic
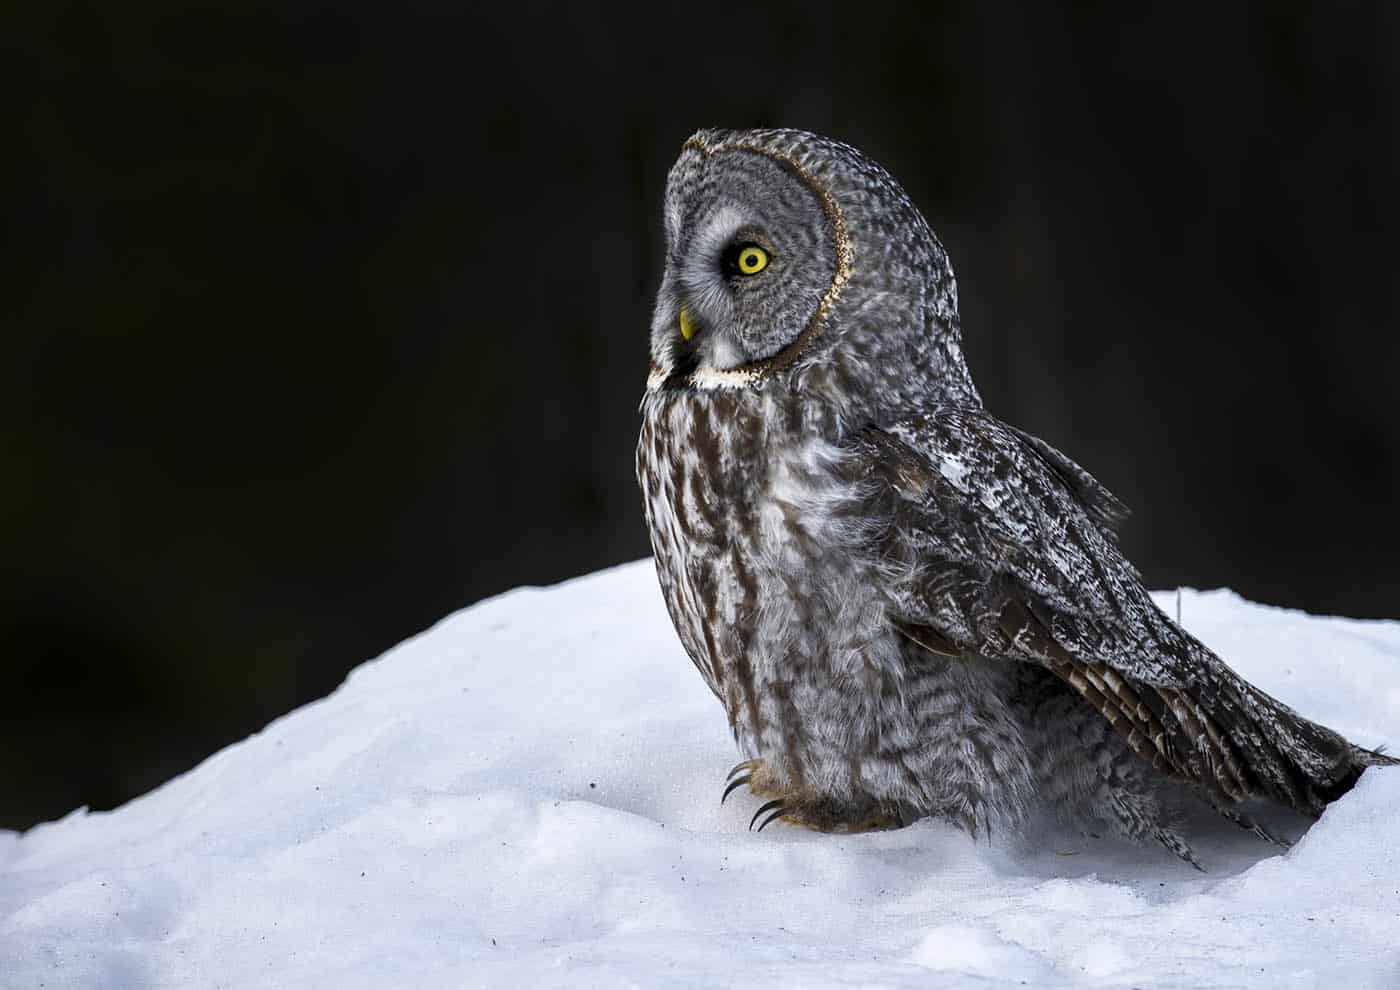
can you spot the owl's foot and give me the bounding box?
[721,760,788,830]
[719,760,908,833]
[779,799,907,833]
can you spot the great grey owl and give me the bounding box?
[635,127,1393,865]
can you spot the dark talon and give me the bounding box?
[727,760,754,781]
[721,774,751,805]
[750,799,785,832]
[755,805,787,832]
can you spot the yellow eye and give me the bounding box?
[737,245,769,275]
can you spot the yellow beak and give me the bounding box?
[679,305,697,341]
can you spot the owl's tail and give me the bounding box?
[1212,671,1397,817]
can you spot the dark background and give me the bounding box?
[6,3,1397,831]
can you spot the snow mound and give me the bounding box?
[4,561,1398,988]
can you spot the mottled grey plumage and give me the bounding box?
[635,127,1393,864]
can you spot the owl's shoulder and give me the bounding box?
[854,405,1129,543]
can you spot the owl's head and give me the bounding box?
[647,128,977,410]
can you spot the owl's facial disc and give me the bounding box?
[651,147,836,380]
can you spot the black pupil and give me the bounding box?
[727,244,763,275]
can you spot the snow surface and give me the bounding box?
[3,560,1399,989]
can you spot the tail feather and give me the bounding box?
[1217,674,1394,817]
[1354,743,1400,772]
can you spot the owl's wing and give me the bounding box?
[848,405,1375,814]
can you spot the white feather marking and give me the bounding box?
[938,455,969,487]
[689,366,761,390]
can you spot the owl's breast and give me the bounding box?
[637,385,898,756]
[636,387,769,705]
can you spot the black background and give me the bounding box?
[7,3,1397,830]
